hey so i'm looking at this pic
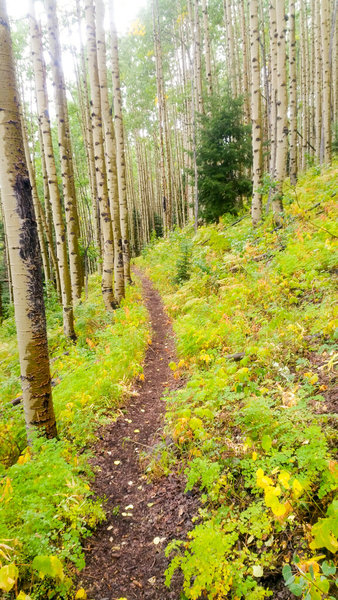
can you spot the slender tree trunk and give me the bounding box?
[29,0,75,339]
[314,0,322,160]
[109,0,131,285]
[153,0,170,233]
[193,0,204,114]
[269,0,278,182]
[201,0,213,96]
[45,0,83,302]
[272,0,288,224]
[240,0,251,122]
[249,0,263,226]
[0,0,56,439]
[321,0,332,163]
[95,0,125,303]
[75,0,101,256]
[224,0,237,96]
[289,0,297,184]
[85,0,117,310]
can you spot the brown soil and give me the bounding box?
[79,270,198,600]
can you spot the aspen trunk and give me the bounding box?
[314,0,322,160]
[29,0,75,339]
[95,0,125,303]
[272,0,288,223]
[224,0,237,96]
[269,0,278,180]
[321,0,332,163]
[109,0,131,285]
[153,0,170,233]
[193,0,204,114]
[201,0,213,96]
[45,0,83,302]
[0,0,56,439]
[240,0,251,122]
[289,0,297,184]
[249,0,263,226]
[85,0,117,310]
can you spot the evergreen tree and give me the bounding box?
[196,96,252,223]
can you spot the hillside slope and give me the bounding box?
[137,164,338,600]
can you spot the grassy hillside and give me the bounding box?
[137,163,338,600]
[0,276,149,598]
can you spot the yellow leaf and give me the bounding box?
[16,592,32,600]
[0,564,18,592]
[292,478,303,498]
[278,470,291,489]
[256,469,274,489]
[252,451,258,461]
[75,588,87,599]
[139,373,145,381]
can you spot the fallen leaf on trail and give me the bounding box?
[128,481,133,486]
[107,525,113,531]
[134,429,140,433]
[125,505,134,510]
[75,589,87,600]
[114,460,121,465]
[147,503,154,507]
[148,576,156,585]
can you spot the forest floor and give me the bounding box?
[79,270,199,600]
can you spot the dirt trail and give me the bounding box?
[79,270,198,600]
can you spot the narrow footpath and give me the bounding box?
[79,270,198,600]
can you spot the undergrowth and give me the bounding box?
[138,163,338,600]
[0,275,149,599]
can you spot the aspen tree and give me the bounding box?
[224,0,237,96]
[314,0,322,160]
[249,0,263,226]
[29,0,75,339]
[272,0,288,223]
[269,0,278,179]
[109,0,131,285]
[0,0,56,438]
[38,126,62,301]
[85,0,117,310]
[193,0,204,114]
[321,0,332,163]
[300,0,309,170]
[289,0,297,184]
[45,0,83,302]
[95,0,124,302]
[201,0,213,96]
[240,0,251,122]
[153,0,170,233]
[75,0,101,256]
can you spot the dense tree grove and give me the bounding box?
[1,0,337,320]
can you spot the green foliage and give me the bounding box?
[196,94,252,222]
[138,163,338,599]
